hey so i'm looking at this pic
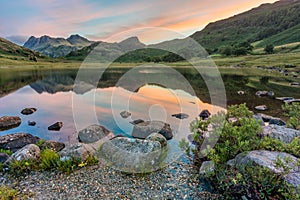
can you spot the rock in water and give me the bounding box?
[78,124,114,143]
[5,144,40,164]
[262,125,300,143]
[0,116,21,131]
[0,133,40,152]
[229,150,299,190]
[21,108,37,115]
[120,111,131,118]
[255,105,267,111]
[171,113,189,119]
[199,110,211,120]
[39,140,65,152]
[129,119,144,125]
[48,122,63,131]
[146,133,168,148]
[28,121,36,126]
[99,137,163,173]
[132,120,173,140]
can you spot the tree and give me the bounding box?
[264,44,274,54]
[220,46,232,56]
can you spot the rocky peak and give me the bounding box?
[118,36,145,51]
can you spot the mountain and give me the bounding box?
[190,0,300,51]
[65,36,146,61]
[23,34,93,57]
[0,36,42,59]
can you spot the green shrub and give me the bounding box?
[283,102,300,130]
[40,149,60,170]
[9,160,37,176]
[0,185,17,200]
[0,149,13,156]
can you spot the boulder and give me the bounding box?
[229,150,299,189]
[146,133,168,148]
[0,133,40,152]
[262,125,300,143]
[171,113,189,119]
[39,140,65,152]
[5,144,40,164]
[199,161,215,175]
[290,82,299,86]
[255,105,267,111]
[199,110,211,120]
[0,153,9,163]
[99,137,163,173]
[78,124,114,144]
[0,116,21,131]
[21,108,37,115]
[256,113,286,126]
[255,91,268,97]
[120,111,131,118]
[130,119,144,125]
[132,120,173,140]
[48,122,63,131]
[59,143,98,161]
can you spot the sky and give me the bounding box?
[1,0,279,45]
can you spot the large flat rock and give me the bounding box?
[0,133,40,152]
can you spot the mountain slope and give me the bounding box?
[190,0,300,51]
[0,37,42,58]
[23,35,93,57]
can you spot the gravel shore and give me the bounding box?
[0,157,220,199]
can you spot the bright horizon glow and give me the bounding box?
[1,0,279,45]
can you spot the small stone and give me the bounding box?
[130,119,144,125]
[48,122,63,131]
[171,113,189,120]
[28,121,36,126]
[21,108,37,115]
[255,105,267,111]
[120,111,131,118]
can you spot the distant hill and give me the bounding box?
[23,34,93,57]
[0,36,42,59]
[190,0,300,51]
[65,36,146,61]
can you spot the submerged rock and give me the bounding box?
[21,108,37,115]
[229,150,299,189]
[5,144,40,164]
[120,111,131,119]
[0,116,21,131]
[0,133,40,152]
[262,125,300,143]
[132,120,173,140]
[48,122,63,131]
[171,113,189,119]
[28,121,36,126]
[78,124,114,144]
[99,137,163,173]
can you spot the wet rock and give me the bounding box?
[262,125,300,143]
[199,161,215,175]
[129,119,144,125]
[0,116,21,131]
[28,121,36,126]
[255,105,267,111]
[146,133,168,148]
[199,110,211,120]
[78,124,114,144]
[59,143,98,161]
[48,122,63,131]
[120,111,131,118]
[39,140,65,152]
[5,144,40,164]
[132,120,173,140]
[21,108,37,115]
[171,113,189,119]
[256,113,286,126]
[230,150,299,189]
[0,133,40,152]
[99,137,163,173]
[0,153,9,163]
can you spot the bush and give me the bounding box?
[264,44,274,54]
[282,102,300,130]
[40,149,60,170]
[0,185,17,200]
[0,149,13,156]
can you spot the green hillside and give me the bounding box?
[255,24,300,48]
[190,0,300,51]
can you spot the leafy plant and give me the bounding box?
[283,102,300,130]
[0,185,17,200]
[0,149,13,156]
[40,149,60,170]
